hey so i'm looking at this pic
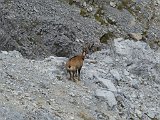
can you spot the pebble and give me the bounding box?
[110,1,116,7]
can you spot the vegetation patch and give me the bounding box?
[117,0,141,17]
[100,32,115,44]
[107,17,117,25]
[80,8,90,17]
[3,0,12,4]
[16,39,23,46]
[28,36,37,45]
[148,39,160,49]
[78,111,94,120]
[20,20,40,32]
[68,0,75,5]
[94,7,108,25]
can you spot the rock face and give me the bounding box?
[0,38,160,120]
[1,0,160,59]
[70,0,160,48]
[0,0,105,59]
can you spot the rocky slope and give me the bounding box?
[0,0,106,59]
[0,0,160,59]
[0,38,160,120]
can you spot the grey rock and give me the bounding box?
[130,79,139,89]
[147,110,157,119]
[0,0,106,59]
[97,78,117,92]
[95,89,117,108]
[104,56,114,64]
[110,69,121,81]
[135,109,142,118]
[114,38,131,56]
[0,0,160,60]
[1,51,8,54]
[123,69,130,76]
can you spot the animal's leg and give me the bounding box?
[68,71,72,80]
[75,70,78,77]
[78,67,82,81]
[73,71,78,83]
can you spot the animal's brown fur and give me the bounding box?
[65,49,87,82]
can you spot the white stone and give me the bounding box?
[129,33,142,41]
[110,1,116,7]
[87,6,93,12]
[33,6,38,12]
[131,92,137,98]
[1,51,8,54]
[70,116,74,120]
[82,2,86,7]
[95,89,117,108]
[124,69,129,76]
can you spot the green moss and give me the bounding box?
[135,6,141,11]
[4,0,12,4]
[80,8,87,17]
[107,18,117,25]
[16,39,23,46]
[148,39,160,49]
[28,37,35,43]
[78,112,94,120]
[94,7,108,25]
[154,39,160,46]
[27,35,42,45]
[100,32,115,44]
[80,8,89,17]
[68,0,75,5]
[142,31,147,36]
[127,8,134,15]
[94,15,108,25]
[116,0,136,16]
[93,46,101,52]
[30,20,40,28]
[117,3,124,10]
[121,0,132,6]
[20,20,40,32]
[95,7,104,16]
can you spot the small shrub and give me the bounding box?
[100,32,115,44]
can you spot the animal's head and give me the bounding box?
[82,47,87,57]
[81,42,96,57]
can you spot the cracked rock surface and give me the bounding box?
[0,38,160,120]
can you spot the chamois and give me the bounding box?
[65,47,87,82]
